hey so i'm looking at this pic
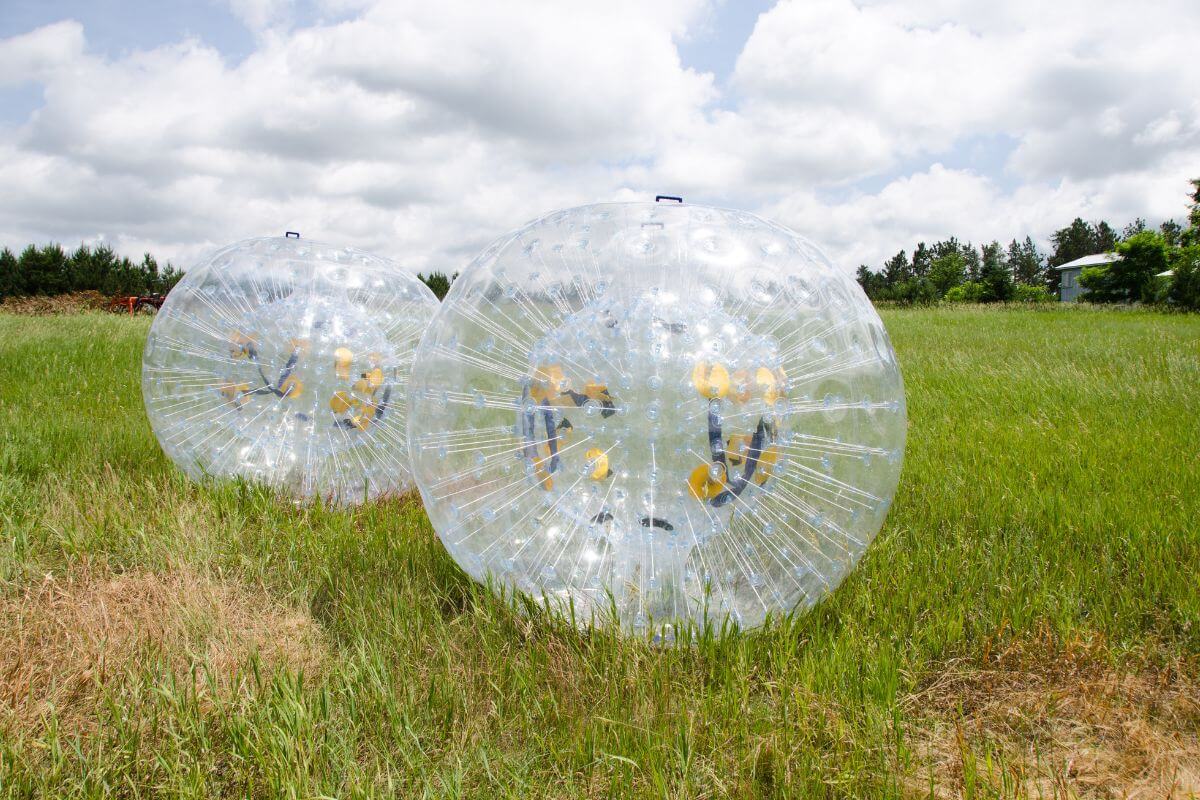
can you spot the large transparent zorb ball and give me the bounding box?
[408,203,906,633]
[142,236,438,504]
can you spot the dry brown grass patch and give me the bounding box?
[0,291,110,315]
[0,566,328,736]
[904,633,1200,799]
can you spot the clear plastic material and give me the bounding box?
[408,202,906,634]
[142,236,438,504]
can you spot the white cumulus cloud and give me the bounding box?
[0,0,1197,274]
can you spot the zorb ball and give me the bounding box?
[142,236,439,504]
[408,202,906,633]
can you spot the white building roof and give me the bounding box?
[1054,252,1121,271]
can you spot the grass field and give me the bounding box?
[0,306,1197,798]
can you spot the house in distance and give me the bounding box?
[1055,253,1122,302]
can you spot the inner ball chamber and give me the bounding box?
[142,236,439,504]
[407,202,907,633]
[217,293,398,458]
[515,291,787,562]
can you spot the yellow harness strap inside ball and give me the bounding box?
[333,347,354,380]
[687,463,727,500]
[585,448,612,480]
[692,361,730,399]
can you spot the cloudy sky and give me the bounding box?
[1,0,1198,274]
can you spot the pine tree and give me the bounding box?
[882,251,910,288]
[139,253,160,294]
[1048,218,1099,267]
[1184,178,1200,246]
[1160,220,1183,247]
[931,237,961,260]
[418,271,457,300]
[0,248,18,300]
[855,265,875,297]
[961,243,981,282]
[910,242,932,279]
[66,245,92,292]
[979,241,1013,302]
[19,244,68,295]
[1094,221,1118,251]
[1122,218,1147,240]
[91,245,119,294]
[157,262,183,293]
[1007,236,1044,285]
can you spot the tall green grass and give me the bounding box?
[0,306,1196,798]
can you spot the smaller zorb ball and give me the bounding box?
[408,202,906,634]
[143,235,438,504]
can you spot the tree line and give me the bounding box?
[5,180,1199,310]
[855,178,1200,310]
[0,243,183,300]
[0,241,465,303]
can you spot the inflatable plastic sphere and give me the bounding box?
[143,235,438,504]
[408,202,906,634]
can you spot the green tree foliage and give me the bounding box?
[417,270,457,301]
[20,243,69,295]
[910,242,932,279]
[854,265,882,298]
[822,179,1200,311]
[1122,217,1147,239]
[961,243,981,282]
[1007,237,1044,285]
[1185,179,1200,245]
[1079,231,1168,303]
[979,241,1013,302]
[857,236,1011,306]
[892,277,939,305]
[882,250,910,286]
[1077,266,1110,300]
[928,250,966,297]
[857,257,936,305]
[930,238,960,258]
[1168,245,1200,310]
[0,242,181,299]
[1167,181,1200,310]
[1159,219,1183,247]
[944,281,984,302]
[1012,283,1054,303]
[0,248,18,300]
[1049,219,1099,265]
[1095,221,1119,251]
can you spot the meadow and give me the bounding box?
[0,306,1196,798]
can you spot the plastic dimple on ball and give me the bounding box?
[142,236,439,504]
[407,202,906,633]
